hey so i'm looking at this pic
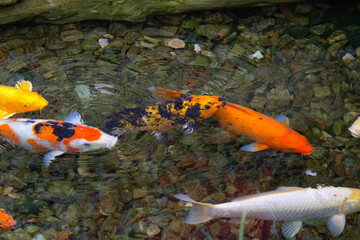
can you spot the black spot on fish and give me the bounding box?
[185,104,201,119]
[45,121,77,142]
[26,120,35,123]
[34,123,44,134]
[259,118,262,120]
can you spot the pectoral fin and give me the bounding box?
[327,213,346,237]
[0,110,15,119]
[281,220,303,239]
[15,80,33,91]
[182,120,197,136]
[275,115,289,127]
[240,142,269,152]
[43,151,64,167]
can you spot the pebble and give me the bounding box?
[60,30,84,41]
[165,38,185,49]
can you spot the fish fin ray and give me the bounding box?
[275,115,289,127]
[0,110,15,119]
[148,87,183,101]
[174,194,213,224]
[43,151,64,167]
[240,142,269,152]
[15,80,32,91]
[281,220,302,239]
[327,213,345,237]
[64,112,84,124]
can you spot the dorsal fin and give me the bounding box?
[64,112,84,124]
[275,115,289,127]
[15,80,33,91]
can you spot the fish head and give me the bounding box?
[0,209,16,230]
[343,188,360,214]
[13,91,48,113]
[193,96,227,119]
[277,129,314,155]
[67,127,118,152]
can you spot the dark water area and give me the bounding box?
[0,2,359,240]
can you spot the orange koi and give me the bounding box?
[150,88,314,155]
[0,209,16,230]
[214,102,314,155]
[0,112,118,166]
[0,80,48,119]
[104,87,226,136]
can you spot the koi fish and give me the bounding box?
[104,87,226,136]
[348,116,360,138]
[175,186,360,238]
[0,112,118,166]
[149,88,314,155]
[0,209,16,230]
[214,102,314,155]
[0,80,48,119]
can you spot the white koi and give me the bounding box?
[175,186,360,239]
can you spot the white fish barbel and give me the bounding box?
[175,186,360,239]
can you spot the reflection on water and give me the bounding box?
[0,2,359,239]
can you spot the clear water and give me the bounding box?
[0,2,359,240]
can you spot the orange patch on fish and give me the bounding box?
[32,122,58,142]
[0,209,16,230]
[0,124,21,146]
[27,139,49,152]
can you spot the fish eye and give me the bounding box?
[83,143,91,146]
[24,105,28,107]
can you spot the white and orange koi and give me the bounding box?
[175,186,360,239]
[0,112,118,166]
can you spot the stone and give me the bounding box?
[164,38,185,49]
[313,86,331,98]
[60,30,84,41]
[0,0,16,5]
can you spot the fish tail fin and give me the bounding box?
[148,87,183,101]
[174,194,214,224]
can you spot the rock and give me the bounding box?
[32,234,46,240]
[25,225,40,235]
[313,86,331,98]
[309,24,327,36]
[60,30,84,41]
[288,26,308,39]
[164,38,185,49]
[0,0,16,5]
[143,26,178,37]
[195,25,230,40]
[146,223,161,236]
[81,39,99,51]
[133,188,148,199]
[0,0,313,25]
[356,47,360,57]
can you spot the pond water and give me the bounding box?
[0,2,359,240]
